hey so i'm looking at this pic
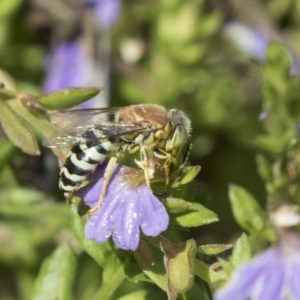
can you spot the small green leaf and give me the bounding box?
[165,197,192,213]
[0,99,40,155]
[255,134,291,153]
[0,69,18,92]
[164,239,196,293]
[173,202,218,227]
[197,244,232,256]
[116,290,148,300]
[134,239,167,291]
[94,257,125,300]
[8,97,69,162]
[229,184,266,234]
[172,165,201,188]
[265,43,291,78]
[230,233,251,268]
[0,187,44,204]
[0,88,17,100]
[124,258,152,283]
[218,258,235,277]
[194,259,227,285]
[0,0,22,20]
[36,87,104,110]
[32,244,77,300]
[256,154,273,183]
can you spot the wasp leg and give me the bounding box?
[134,146,153,189]
[153,149,172,185]
[87,155,118,216]
[66,192,75,204]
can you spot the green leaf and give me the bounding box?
[264,43,291,79]
[218,258,234,277]
[32,244,77,300]
[36,87,104,110]
[7,97,69,162]
[173,202,218,227]
[0,69,18,92]
[157,3,198,43]
[256,154,273,183]
[0,0,22,20]
[134,239,167,292]
[197,244,232,256]
[0,99,40,155]
[229,184,266,234]
[124,258,152,283]
[165,197,192,213]
[177,277,212,300]
[0,202,70,225]
[261,43,293,107]
[0,140,15,171]
[172,165,201,188]
[0,187,44,204]
[230,233,251,268]
[164,239,196,293]
[194,259,227,286]
[255,133,292,153]
[197,12,221,38]
[70,204,107,267]
[116,290,148,300]
[0,87,17,100]
[93,257,125,300]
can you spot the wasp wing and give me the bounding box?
[44,107,122,148]
[45,121,152,148]
[46,107,123,131]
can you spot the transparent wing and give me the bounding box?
[46,107,123,131]
[45,120,152,148]
[44,107,121,148]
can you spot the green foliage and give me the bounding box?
[32,244,77,300]
[2,0,300,299]
[36,87,104,110]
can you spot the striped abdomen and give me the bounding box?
[59,129,113,199]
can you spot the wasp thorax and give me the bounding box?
[116,104,169,128]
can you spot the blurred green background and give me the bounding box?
[1,0,300,299]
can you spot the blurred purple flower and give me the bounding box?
[225,23,269,61]
[85,0,121,28]
[76,163,169,250]
[225,22,298,75]
[214,205,300,300]
[43,41,93,93]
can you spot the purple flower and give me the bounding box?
[76,163,169,250]
[224,22,298,75]
[85,0,121,28]
[43,41,93,93]
[214,205,300,300]
[225,22,269,61]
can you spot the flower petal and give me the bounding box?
[136,184,169,236]
[252,261,285,300]
[77,163,169,250]
[93,0,121,27]
[290,257,300,299]
[111,196,141,250]
[43,42,90,93]
[214,248,278,300]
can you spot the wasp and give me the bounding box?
[47,104,192,215]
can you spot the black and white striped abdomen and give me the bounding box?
[59,130,112,199]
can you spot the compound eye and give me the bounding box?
[166,125,188,150]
